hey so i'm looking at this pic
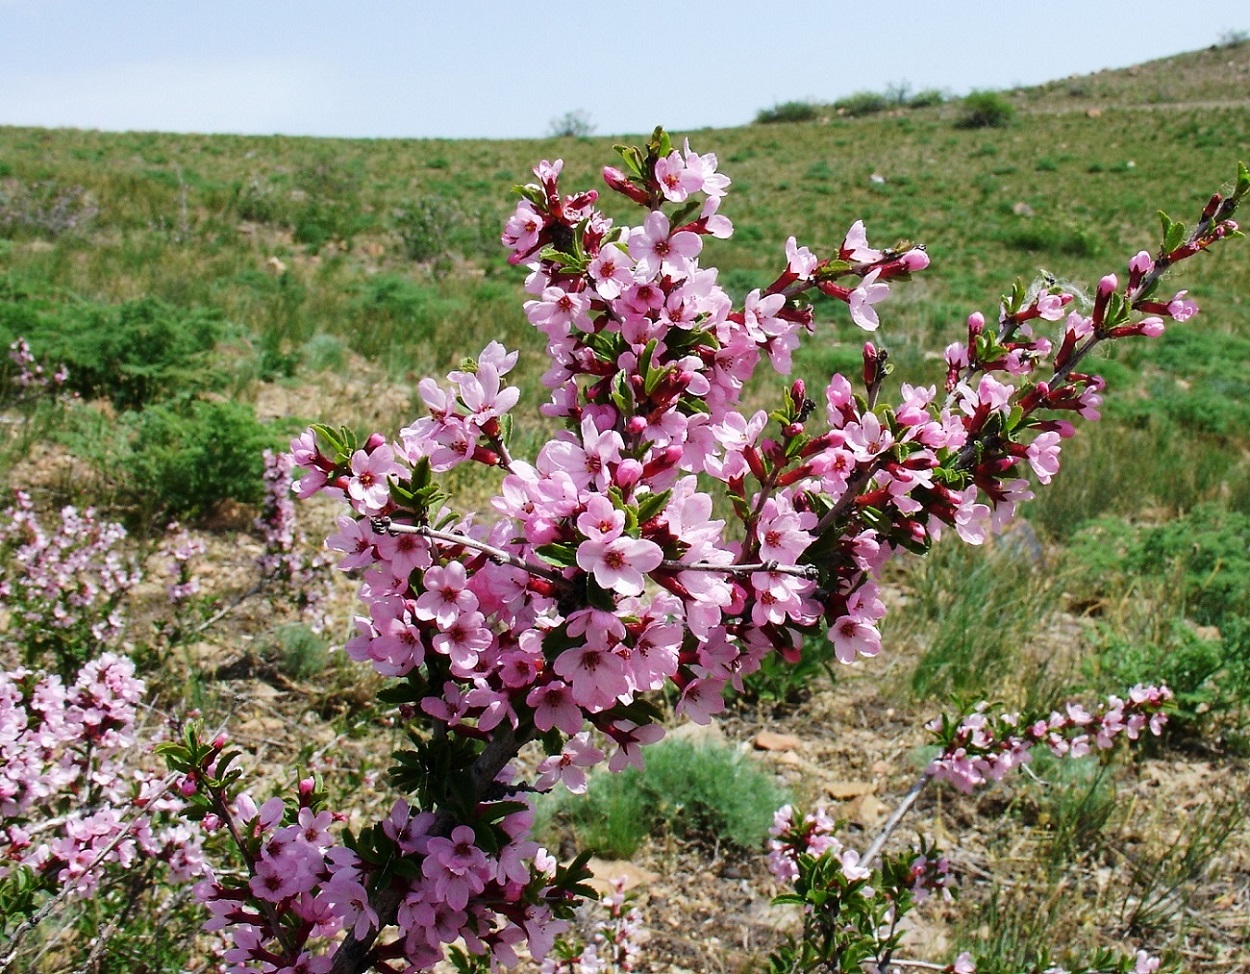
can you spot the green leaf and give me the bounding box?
[1158,210,1187,254]
[610,370,634,415]
[635,488,672,524]
[668,199,701,228]
[536,542,579,568]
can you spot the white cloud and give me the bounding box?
[0,56,346,135]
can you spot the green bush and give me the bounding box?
[908,88,946,109]
[755,101,820,124]
[1067,506,1250,730]
[957,90,1016,129]
[0,294,226,411]
[1068,504,1250,629]
[541,739,785,858]
[834,91,890,118]
[292,155,369,248]
[118,398,273,523]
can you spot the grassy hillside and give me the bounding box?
[3,45,1248,530]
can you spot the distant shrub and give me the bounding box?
[118,398,273,523]
[391,196,461,264]
[884,81,913,107]
[263,622,331,679]
[0,296,226,411]
[233,177,288,225]
[542,739,785,858]
[957,90,1016,129]
[293,156,368,248]
[347,274,467,357]
[0,181,98,238]
[998,221,1101,259]
[548,110,596,138]
[834,91,890,118]
[1217,28,1249,48]
[755,100,820,124]
[908,88,946,108]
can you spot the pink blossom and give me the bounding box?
[847,268,890,331]
[576,534,663,597]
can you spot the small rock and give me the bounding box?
[1012,201,1034,217]
[671,719,725,747]
[265,255,287,275]
[753,731,802,752]
[1086,107,1102,119]
[870,760,890,776]
[825,780,876,800]
[843,793,888,827]
[869,172,886,185]
[586,858,657,894]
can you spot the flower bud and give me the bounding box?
[602,167,650,205]
[898,248,930,272]
[614,458,643,489]
[364,433,387,453]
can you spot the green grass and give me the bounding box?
[538,738,786,859]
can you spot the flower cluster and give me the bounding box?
[191,134,1245,974]
[3,336,69,405]
[0,490,139,675]
[159,521,206,605]
[542,878,644,974]
[257,448,331,631]
[925,687,1173,794]
[0,654,204,911]
[170,745,580,974]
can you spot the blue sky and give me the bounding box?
[1,0,1244,140]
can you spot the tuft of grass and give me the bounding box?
[540,738,785,858]
[900,540,1063,705]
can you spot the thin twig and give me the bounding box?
[860,772,933,870]
[660,559,820,578]
[371,518,566,585]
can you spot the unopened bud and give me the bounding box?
[364,433,387,453]
[614,458,643,489]
[602,167,650,205]
[898,248,930,272]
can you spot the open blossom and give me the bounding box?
[575,534,663,597]
[347,444,404,514]
[848,268,890,330]
[629,210,703,280]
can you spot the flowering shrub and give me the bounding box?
[763,689,1174,973]
[0,654,204,962]
[542,879,643,973]
[257,448,332,632]
[0,490,140,676]
[2,337,69,407]
[162,130,1247,973]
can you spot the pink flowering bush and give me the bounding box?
[161,130,1248,974]
[0,489,140,677]
[0,653,205,963]
[1,337,70,409]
